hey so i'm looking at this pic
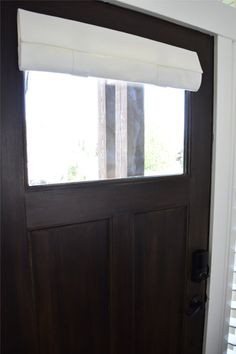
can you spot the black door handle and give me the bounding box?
[186,295,205,317]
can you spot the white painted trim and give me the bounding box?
[221,40,236,354]
[103,0,236,40]
[204,36,235,354]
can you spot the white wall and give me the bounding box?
[102,1,236,353]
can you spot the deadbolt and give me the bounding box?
[191,250,209,282]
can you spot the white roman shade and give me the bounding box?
[17,9,203,91]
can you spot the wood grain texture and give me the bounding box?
[1,2,38,353]
[25,176,190,229]
[30,220,110,354]
[110,213,134,354]
[134,207,187,354]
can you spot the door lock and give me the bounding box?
[191,250,209,282]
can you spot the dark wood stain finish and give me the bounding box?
[30,220,110,354]
[1,1,214,354]
[134,207,187,354]
[111,214,134,354]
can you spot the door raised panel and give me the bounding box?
[29,219,110,354]
[134,207,187,354]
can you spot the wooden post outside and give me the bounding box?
[127,84,145,177]
[98,80,107,179]
[105,84,116,179]
[115,82,128,178]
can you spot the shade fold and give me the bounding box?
[17,9,203,91]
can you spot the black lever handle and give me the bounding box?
[186,295,205,317]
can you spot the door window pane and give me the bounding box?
[24,71,185,186]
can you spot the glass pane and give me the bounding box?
[222,0,235,8]
[24,71,185,186]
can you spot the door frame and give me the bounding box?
[105,2,236,353]
[1,1,234,353]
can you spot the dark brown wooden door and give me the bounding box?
[1,2,214,354]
